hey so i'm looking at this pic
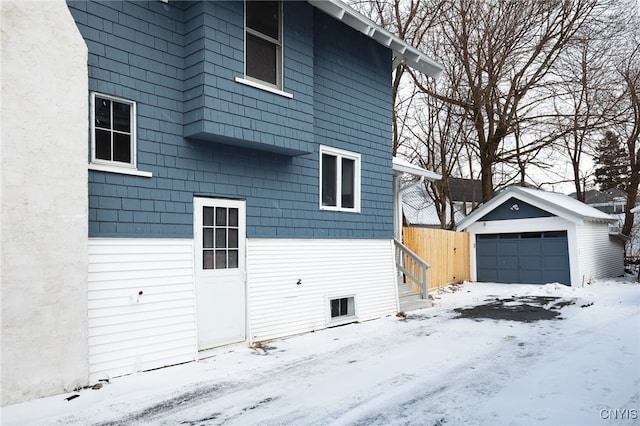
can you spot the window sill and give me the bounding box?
[235,77,293,99]
[320,205,361,214]
[89,163,153,178]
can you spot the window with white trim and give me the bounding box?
[330,296,355,320]
[320,146,361,212]
[244,1,282,89]
[91,93,136,168]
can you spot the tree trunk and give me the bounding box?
[480,155,494,201]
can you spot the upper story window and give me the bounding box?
[320,146,361,212]
[245,1,282,89]
[91,92,136,167]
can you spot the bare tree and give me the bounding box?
[410,0,602,201]
[352,0,445,155]
[534,2,629,201]
[619,42,640,236]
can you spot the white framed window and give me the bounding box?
[328,296,356,325]
[244,0,282,90]
[89,93,151,177]
[319,145,361,212]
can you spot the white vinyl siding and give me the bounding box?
[246,239,397,342]
[88,238,196,382]
[576,222,625,284]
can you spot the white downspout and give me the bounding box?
[394,176,424,241]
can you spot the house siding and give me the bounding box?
[247,239,398,342]
[183,1,315,155]
[1,0,89,405]
[88,238,197,382]
[576,222,624,284]
[67,0,394,240]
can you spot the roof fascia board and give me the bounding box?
[308,0,444,79]
[392,158,442,181]
[506,188,584,224]
[509,187,617,224]
[457,186,616,231]
[456,189,513,231]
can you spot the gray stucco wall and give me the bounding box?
[1,0,89,405]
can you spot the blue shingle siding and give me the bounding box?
[182,1,315,155]
[68,0,394,240]
[312,9,394,233]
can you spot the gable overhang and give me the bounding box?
[456,186,617,231]
[392,157,442,181]
[308,0,444,79]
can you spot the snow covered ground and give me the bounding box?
[2,279,639,426]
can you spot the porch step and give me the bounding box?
[398,283,431,312]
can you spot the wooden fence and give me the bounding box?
[403,227,471,291]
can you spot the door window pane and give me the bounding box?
[215,229,227,248]
[228,229,238,249]
[216,207,227,226]
[203,251,214,270]
[228,208,238,227]
[203,207,214,226]
[228,250,239,268]
[203,229,214,248]
[215,250,227,269]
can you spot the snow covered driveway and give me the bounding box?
[3,280,639,425]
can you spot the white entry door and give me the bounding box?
[194,197,246,350]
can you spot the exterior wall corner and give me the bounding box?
[1,0,89,405]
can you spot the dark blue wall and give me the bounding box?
[67,1,394,239]
[479,197,554,222]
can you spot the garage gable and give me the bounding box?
[479,197,554,221]
[457,186,616,231]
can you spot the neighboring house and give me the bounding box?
[401,177,480,228]
[457,186,625,287]
[1,0,442,404]
[402,185,464,228]
[447,177,483,214]
[570,188,628,214]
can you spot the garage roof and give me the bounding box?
[457,186,617,231]
[309,0,444,78]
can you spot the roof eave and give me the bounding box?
[392,157,442,181]
[308,0,444,79]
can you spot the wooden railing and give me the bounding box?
[394,238,429,298]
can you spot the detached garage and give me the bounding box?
[457,186,625,287]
